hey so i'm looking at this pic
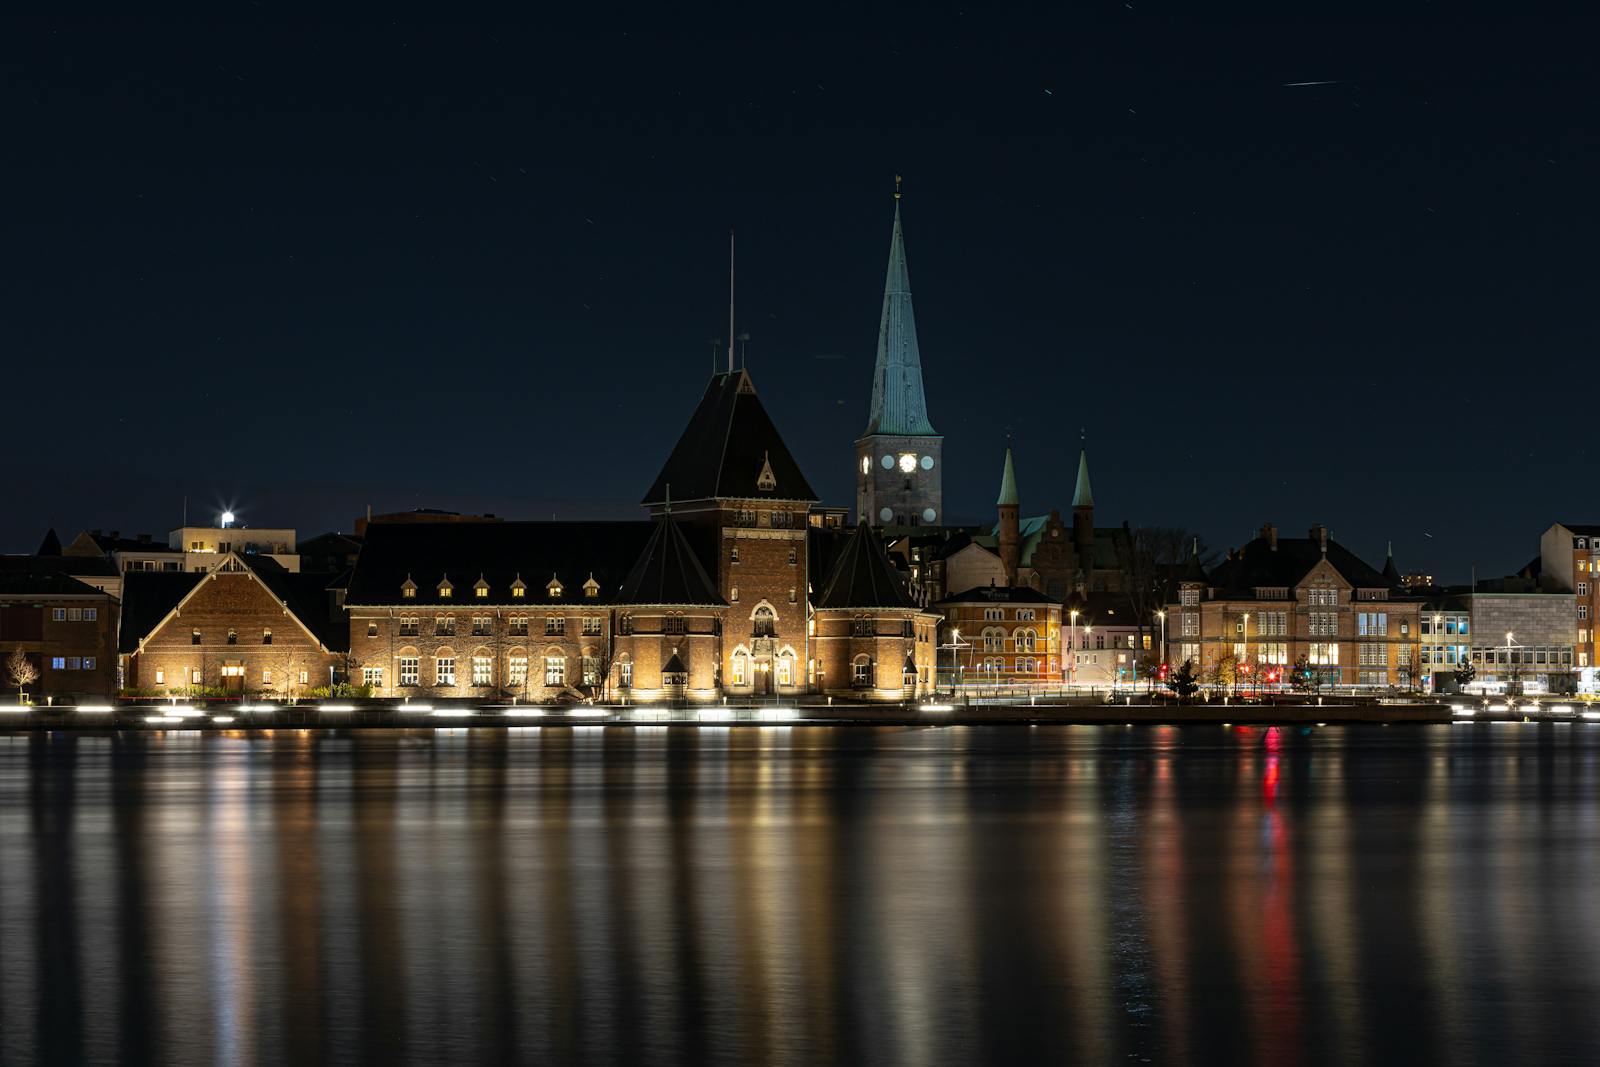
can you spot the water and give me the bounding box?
[1,724,1598,1066]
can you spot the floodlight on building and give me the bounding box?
[220,511,235,528]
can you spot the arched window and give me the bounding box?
[982,626,1005,652]
[1018,627,1036,653]
[775,651,794,686]
[731,650,749,685]
[753,604,776,638]
[851,655,873,687]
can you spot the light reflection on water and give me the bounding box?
[2,725,1600,1065]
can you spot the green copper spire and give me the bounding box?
[1072,449,1094,508]
[997,446,1019,507]
[864,187,937,437]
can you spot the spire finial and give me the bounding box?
[665,482,672,515]
[727,230,736,375]
[894,174,902,201]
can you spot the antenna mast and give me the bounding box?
[727,229,736,374]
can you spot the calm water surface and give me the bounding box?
[2,723,1599,1066]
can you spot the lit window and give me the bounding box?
[581,656,600,686]
[363,667,384,687]
[83,657,95,670]
[436,657,456,686]
[472,657,492,686]
[399,658,420,686]
[544,656,566,686]
[508,656,529,687]
[263,668,273,684]
[619,660,633,687]
[262,628,272,645]
[545,616,565,636]
[51,657,65,670]
[155,669,165,684]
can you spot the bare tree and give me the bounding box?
[6,648,38,702]
[1119,525,1220,648]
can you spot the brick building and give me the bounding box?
[1539,522,1600,669]
[120,554,346,697]
[812,523,940,698]
[1169,524,1422,690]
[0,571,118,701]
[934,583,1062,686]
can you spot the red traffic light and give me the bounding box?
[1158,663,1170,680]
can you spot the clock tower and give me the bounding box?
[855,182,943,526]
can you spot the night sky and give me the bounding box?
[5,7,1596,581]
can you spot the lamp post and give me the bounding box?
[1242,612,1250,698]
[1084,625,1093,691]
[1069,609,1079,690]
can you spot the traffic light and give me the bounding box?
[1158,663,1170,681]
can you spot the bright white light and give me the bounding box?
[919,703,955,712]
[1583,711,1600,721]
[757,707,797,721]
[0,705,30,713]
[432,709,474,718]
[145,715,179,724]
[396,703,433,712]
[568,709,608,718]
[1489,704,1510,712]
[697,708,734,722]
[319,703,356,712]
[76,704,114,713]
[1549,705,1574,715]
[505,709,544,718]
[220,511,235,527]
[239,703,277,713]
[212,716,235,724]
[1453,708,1476,717]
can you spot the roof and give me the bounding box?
[344,521,659,607]
[814,523,920,610]
[997,447,1019,507]
[613,515,725,606]
[938,583,1060,606]
[0,571,108,599]
[643,370,818,504]
[118,572,204,652]
[1063,590,1141,624]
[1557,524,1600,537]
[1181,539,1208,583]
[36,529,62,556]
[987,516,1124,568]
[862,199,938,438]
[0,554,118,579]
[1204,533,1409,598]
[1072,450,1094,509]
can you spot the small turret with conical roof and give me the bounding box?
[1381,541,1402,586]
[997,444,1020,585]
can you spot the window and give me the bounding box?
[1310,613,1338,636]
[192,628,202,644]
[52,608,67,621]
[732,652,748,685]
[584,579,599,599]
[191,669,202,684]
[582,616,603,636]
[368,622,378,637]
[1308,588,1337,606]
[472,657,492,686]
[1357,612,1388,636]
[508,656,529,687]
[227,629,238,645]
[1256,642,1287,665]
[545,616,565,636]
[619,660,633,687]
[984,608,1004,621]
[472,616,491,636]
[545,656,566,686]
[66,607,81,621]
[1421,618,1432,635]
[1181,613,1198,637]
[436,615,455,636]
[1257,611,1288,637]
[852,618,875,637]
[731,546,741,564]
[1018,628,1037,653]
[1359,643,1386,665]
[1017,608,1036,621]
[619,615,634,635]
[512,582,526,598]
[399,617,419,636]
[735,509,757,526]
[475,584,489,599]
[262,668,273,684]
[263,628,273,645]
[771,510,793,528]
[402,584,417,599]
[731,586,740,603]
[438,582,452,599]
[982,627,1004,652]
[665,614,687,635]
[1582,606,1591,621]
[51,657,65,670]
[363,667,384,687]
[400,658,419,686]
[83,657,96,670]
[154,668,165,684]
[1309,643,1339,665]
[788,547,797,566]
[789,587,797,603]
[1580,583,1590,597]
[753,607,776,638]
[852,657,873,686]
[903,619,916,638]
[84,607,97,621]
[436,657,456,686]
[581,656,600,686]
[776,655,793,686]
[1359,671,1386,687]
[509,616,528,636]
[1180,588,1199,607]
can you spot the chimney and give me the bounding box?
[1258,523,1278,551]
[137,532,151,543]
[1308,524,1328,554]
[109,530,120,540]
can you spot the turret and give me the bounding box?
[997,446,1020,585]
[1071,449,1094,572]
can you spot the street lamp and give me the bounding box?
[1084,625,1093,690]
[1069,609,1079,690]
[1242,612,1250,698]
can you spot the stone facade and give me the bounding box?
[855,436,944,527]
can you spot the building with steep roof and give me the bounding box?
[611,512,728,700]
[0,567,118,700]
[855,186,943,527]
[1169,523,1422,690]
[812,523,940,698]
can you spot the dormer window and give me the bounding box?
[401,575,417,599]
[583,576,600,599]
[474,576,490,599]
[547,577,563,598]
[511,576,527,598]
[756,451,777,492]
[437,577,453,599]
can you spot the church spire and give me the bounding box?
[864,179,936,437]
[1072,449,1094,509]
[997,444,1019,507]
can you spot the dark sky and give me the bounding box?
[5,6,1596,581]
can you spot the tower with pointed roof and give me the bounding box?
[997,445,1021,585]
[1071,449,1095,575]
[855,180,943,527]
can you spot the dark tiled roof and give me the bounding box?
[0,554,118,578]
[643,371,818,504]
[0,571,108,598]
[1063,590,1142,624]
[1559,524,1600,537]
[938,584,1060,606]
[119,572,204,652]
[1206,536,1408,598]
[613,515,725,606]
[242,557,348,652]
[90,532,174,554]
[814,523,919,610]
[37,529,62,556]
[344,521,658,607]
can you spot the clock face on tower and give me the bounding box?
[898,453,917,473]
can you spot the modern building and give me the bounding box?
[1169,524,1422,689]
[169,523,300,572]
[0,570,118,701]
[62,529,185,577]
[1460,583,1576,695]
[855,187,943,527]
[120,553,345,697]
